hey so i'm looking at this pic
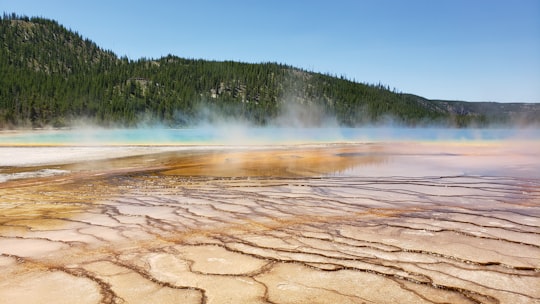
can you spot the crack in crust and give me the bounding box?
[0,145,539,303]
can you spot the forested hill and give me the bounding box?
[1,14,539,128]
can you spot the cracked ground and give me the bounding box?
[0,142,539,303]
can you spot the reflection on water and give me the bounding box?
[158,146,388,177]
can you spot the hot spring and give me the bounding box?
[0,127,538,304]
[0,127,538,146]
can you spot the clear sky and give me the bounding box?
[2,0,539,102]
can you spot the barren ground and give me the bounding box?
[0,141,538,303]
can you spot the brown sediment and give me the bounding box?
[0,142,539,303]
[158,145,387,177]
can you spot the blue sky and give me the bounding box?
[2,0,539,102]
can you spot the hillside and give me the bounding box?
[1,14,538,128]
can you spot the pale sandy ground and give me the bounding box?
[0,140,539,303]
[0,146,191,167]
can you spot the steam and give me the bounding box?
[2,123,539,147]
[272,99,339,128]
[1,88,539,146]
[133,95,347,145]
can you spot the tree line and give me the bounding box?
[1,14,512,129]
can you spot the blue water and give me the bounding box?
[1,127,538,145]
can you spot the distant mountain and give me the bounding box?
[1,14,538,128]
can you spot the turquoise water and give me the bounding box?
[0,127,538,145]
